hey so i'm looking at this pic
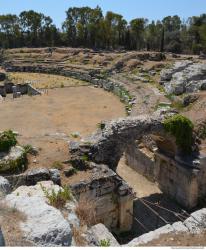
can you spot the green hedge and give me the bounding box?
[0,130,17,152]
[163,114,194,154]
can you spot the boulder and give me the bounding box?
[86,223,120,246]
[0,146,26,174]
[5,181,72,246]
[0,176,11,196]
[26,168,50,185]
[49,169,61,185]
[160,61,206,95]
[183,94,199,107]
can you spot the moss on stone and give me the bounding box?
[163,114,194,154]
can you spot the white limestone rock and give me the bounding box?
[126,224,174,247]
[0,176,11,196]
[183,208,206,234]
[86,223,120,246]
[5,181,72,246]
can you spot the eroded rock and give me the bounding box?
[5,181,72,246]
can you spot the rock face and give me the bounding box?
[86,223,120,246]
[5,181,72,247]
[5,168,60,188]
[160,61,206,95]
[0,176,11,196]
[0,146,26,174]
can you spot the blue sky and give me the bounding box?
[0,0,205,28]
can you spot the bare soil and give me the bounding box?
[0,86,125,183]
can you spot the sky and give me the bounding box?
[0,0,205,28]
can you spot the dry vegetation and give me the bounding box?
[7,72,88,89]
[75,198,97,227]
[0,202,33,246]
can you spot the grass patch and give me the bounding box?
[41,185,73,209]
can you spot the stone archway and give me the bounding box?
[69,111,177,171]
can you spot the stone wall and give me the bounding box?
[3,64,135,113]
[125,141,156,181]
[70,164,134,233]
[125,141,206,209]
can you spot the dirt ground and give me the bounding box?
[117,156,161,198]
[0,86,125,176]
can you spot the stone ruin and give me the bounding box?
[69,109,206,220]
[0,81,41,98]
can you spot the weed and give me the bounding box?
[41,184,73,209]
[99,239,111,247]
[97,122,106,130]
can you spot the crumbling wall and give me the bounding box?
[70,165,134,232]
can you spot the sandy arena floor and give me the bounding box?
[0,86,125,171]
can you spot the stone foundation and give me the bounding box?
[70,164,134,233]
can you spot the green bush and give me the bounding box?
[99,239,111,247]
[41,185,73,209]
[163,114,194,154]
[0,130,17,152]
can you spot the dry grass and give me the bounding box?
[7,72,88,89]
[0,201,33,246]
[72,226,87,246]
[75,198,97,227]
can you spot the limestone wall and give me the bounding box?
[125,141,155,181]
[70,165,134,233]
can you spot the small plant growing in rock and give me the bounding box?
[23,144,38,155]
[0,130,17,152]
[97,122,106,130]
[41,185,73,209]
[51,161,63,170]
[163,114,194,154]
[99,239,111,247]
[71,132,80,138]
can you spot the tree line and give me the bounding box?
[0,7,206,54]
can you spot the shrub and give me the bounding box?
[163,114,194,154]
[97,122,106,130]
[23,144,37,155]
[0,130,17,152]
[99,239,111,247]
[41,185,73,209]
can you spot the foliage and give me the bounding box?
[41,184,73,209]
[163,114,194,154]
[23,144,38,155]
[99,239,111,247]
[0,130,17,152]
[0,8,206,53]
[97,122,106,130]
